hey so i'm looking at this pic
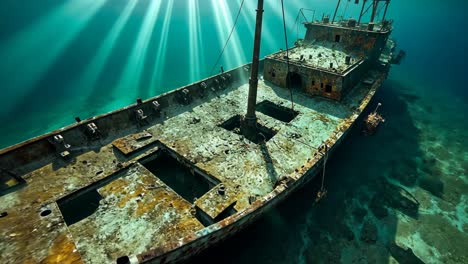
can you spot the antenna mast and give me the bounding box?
[242,0,264,139]
[331,0,341,24]
[381,0,390,22]
[370,0,379,23]
[358,0,367,25]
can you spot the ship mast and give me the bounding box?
[331,0,341,24]
[242,0,264,139]
[370,0,379,23]
[381,0,390,22]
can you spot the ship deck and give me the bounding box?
[0,76,379,263]
[267,42,363,75]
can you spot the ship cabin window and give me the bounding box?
[312,80,315,86]
[271,70,276,77]
[320,83,324,88]
[335,34,341,43]
[325,84,332,93]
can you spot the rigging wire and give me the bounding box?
[209,0,245,76]
[376,2,386,18]
[341,0,350,20]
[362,1,373,17]
[280,0,294,111]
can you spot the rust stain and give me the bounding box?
[40,234,83,264]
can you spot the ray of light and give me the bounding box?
[236,0,255,36]
[0,0,108,115]
[76,0,138,103]
[235,0,277,58]
[188,0,201,82]
[114,0,163,100]
[149,0,174,93]
[210,0,246,70]
[195,0,206,78]
[185,0,207,80]
[263,0,301,53]
[267,0,297,34]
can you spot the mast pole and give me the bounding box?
[357,0,366,25]
[243,0,264,137]
[332,0,342,24]
[381,0,390,22]
[370,0,378,23]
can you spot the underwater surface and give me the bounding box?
[0,0,467,263]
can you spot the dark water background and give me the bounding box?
[1,0,467,263]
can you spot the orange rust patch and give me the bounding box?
[40,234,82,264]
[112,131,155,155]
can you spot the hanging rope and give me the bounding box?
[280,0,294,111]
[315,144,328,203]
[209,0,245,75]
[321,145,328,191]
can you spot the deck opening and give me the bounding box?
[214,202,237,222]
[195,202,237,227]
[256,100,299,123]
[58,190,102,226]
[57,169,127,226]
[220,115,277,144]
[0,212,7,218]
[335,34,341,42]
[287,72,302,90]
[116,256,130,264]
[325,84,332,93]
[141,150,218,203]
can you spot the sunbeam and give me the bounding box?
[210,0,246,70]
[0,0,107,117]
[77,0,138,103]
[149,0,174,94]
[114,0,162,100]
[188,0,201,82]
[266,0,297,34]
[195,0,206,79]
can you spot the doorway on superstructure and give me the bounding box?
[286,72,303,91]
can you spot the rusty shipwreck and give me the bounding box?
[0,0,400,263]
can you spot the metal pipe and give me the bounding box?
[243,0,264,135]
[332,0,342,23]
[357,0,366,25]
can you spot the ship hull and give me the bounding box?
[137,73,386,264]
[0,60,388,264]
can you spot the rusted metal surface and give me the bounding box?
[0,18,397,264]
[112,131,155,155]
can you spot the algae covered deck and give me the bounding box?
[0,76,378,263]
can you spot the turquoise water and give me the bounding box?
[1,0,467,263]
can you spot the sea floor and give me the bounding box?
[190,67,468,263]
